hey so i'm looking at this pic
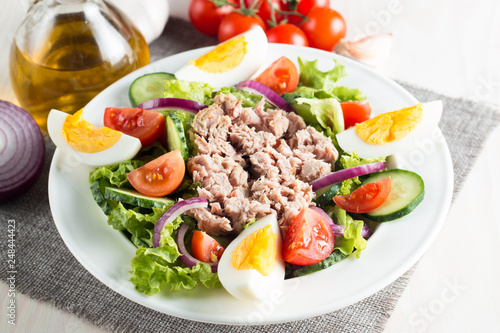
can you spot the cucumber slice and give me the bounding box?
[166,112,189,161]
[361,169,425,222]
[314,182,341,207]
[129,72,175,107]
[104,187,174,209]
[90,180,112,215]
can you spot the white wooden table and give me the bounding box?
[1,1,499,332]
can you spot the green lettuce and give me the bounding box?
[294,97,345,135]
[294,57,365,102]
[89,160,144,188]
[163,79,213,105]
[331,206,367,258]
[129,215,220,295]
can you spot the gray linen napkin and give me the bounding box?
[1,17,499,333]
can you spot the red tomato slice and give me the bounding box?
[334,177,391,213]
[340,101,372,129]
[104,107,165,147]
[282,208,335,265]
[255,56,299,95]
[127,150,185,197]
[191,230,225,263]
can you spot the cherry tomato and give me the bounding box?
[104,107,165,147]
[191,230,225,263]
[218,12,266,42]
[340,101,372,129]
[189,0,237,36]
[244,0,285,28]
[282,208,335,265]
[300,7,346,51]
[255,56,299,94]
[127,150,185,197]
[266,23,309,47]
[334,177,391,213]
[285,0,330,25]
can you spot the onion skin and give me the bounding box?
[175,224,218,273]
[138,98,207,114]
[311,162,386,192]
[235,81,295,112]
[0,101,44,202]
[152,197,208,248]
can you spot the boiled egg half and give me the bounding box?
[336,100,442,158]
[48,109,141,166]
[218,214,285,302]
[175,27,268,89]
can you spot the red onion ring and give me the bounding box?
[152,197,208,248]
[234,80,295,112]
[175,223,218,273]
[311,162,386,192]
[138,98,207,114]
[0,101,44,202]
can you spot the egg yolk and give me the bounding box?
[62,109,122,153]
[231,225,277,276]
[355,104,423,145]
[189,36,247,74]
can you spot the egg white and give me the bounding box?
[336,100,443,158]
[218,214,285,302]
[174,27,268,89]
[47,109,142,166]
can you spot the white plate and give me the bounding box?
[48,44,454,325]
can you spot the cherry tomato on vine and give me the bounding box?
[285,0,330,25]
[266,23,309,47]
[244,0,285,28]
[189,0,237,36]
[300,7,346,51]
[255,56,299,94]
[218,12,266,42]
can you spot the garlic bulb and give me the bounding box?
[107,0,169,44]
[335,34,393,67]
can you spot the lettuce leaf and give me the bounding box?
[295,57,365,102]
[88,160,144,188]
[129,216,220,296]
[331,206,367,258]
[294,97,345,135]
[299,58,347,88]
[163,79,213,105]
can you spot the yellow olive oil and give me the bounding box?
[10,13,149,133]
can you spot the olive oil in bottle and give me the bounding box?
[9,0,150,133]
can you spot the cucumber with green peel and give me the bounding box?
[90,180,112,215]
[314,182,341,207]
[166,112,189,161]
[129,72,175,107]
[104,187,174,209]
[361,169,425,222]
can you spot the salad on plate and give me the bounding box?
[47,27,442,303]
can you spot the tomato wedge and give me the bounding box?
[127,150,185,197]
[282,208,335,265]
[104,107,165,147]
[334,177,391,213]
[340,101,372,129]
[191,230,225,263]
[255,56,299,95]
